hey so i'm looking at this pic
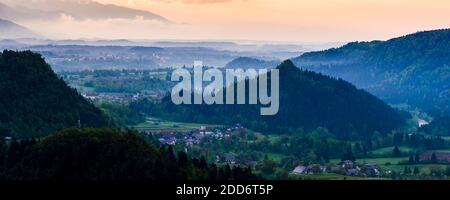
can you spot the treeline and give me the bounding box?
[0,50,109,138]
[0,128,259,181]
[84,76,174,94]
[131,60,407,139]
[96,102,146,126]
[390,132,447,150]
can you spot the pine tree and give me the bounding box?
[408,154,414,164]
[393,146,401,157]
[431,153,438,163]
[413,167,420,175]
[414,153,420,163]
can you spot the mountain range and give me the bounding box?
[0,19,39,39]
[0,0,168,22]
[292,29,450,113]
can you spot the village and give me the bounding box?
[138,122,385,178]
[140,123,245,147]
[292,160,382,178]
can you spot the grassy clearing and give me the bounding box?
[266,153,285,162]
[289,173,383,180]
[331,156,449,174]
[132,117,224,132]
[329,157,408,166]
[369,146,414,156]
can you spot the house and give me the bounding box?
[223,153,237,164]
[293,164,328,175]
[158,136,177,145]
[293,166,307,174]
[362,164,382,177]
[346,168,360,176]
[419,151,450,162]
[340,160,354,169]
[82,92,99,100]
[246,161,258,168]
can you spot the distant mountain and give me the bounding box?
[0,2,60,21]
[292,29,450,113]
[0,0,168,22]
[0,19,39,39]
[225,57,280,69]
[0,50,109,138]
[134,60,407,139]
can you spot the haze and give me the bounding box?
[2,0,450,42]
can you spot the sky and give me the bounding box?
[5,0,450,42]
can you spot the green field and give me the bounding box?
[330,157,408,166]
[266,153,285,162]
[369,146,415,157]
[69,84,95,93]
[330,156,449,175]
[289,173,384,180]
[132,117,224,132]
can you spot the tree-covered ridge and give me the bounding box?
[0,128,258,180]
[132,60,407,139]
[292,29,450,112]
[225,57,280,69]
[0,50,109,138]
[419,116,450,136]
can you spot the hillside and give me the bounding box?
[225,57,280,69]
[419,116,450,136]
[0,128,257,180]
[292,29,450,112]
[0,19,39,39]
[0,50,109,138]
[133,60,407,139]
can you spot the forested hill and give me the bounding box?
[0,50,109,138]
[292,29,450,112]
[0,128,258,180]
[132,60,408,139]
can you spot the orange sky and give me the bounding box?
[25,0,450,42]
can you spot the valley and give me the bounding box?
[0,29,449,181]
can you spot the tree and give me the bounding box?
[403,166,411,175]
[408,155,414,164]
[431,153,438,163]
[275,168,289,179]
[445,166,450,177]
[0,128,259,181]
[392,146,401,157]
[414,153,420,163]
[413,167,420,175]
[261,159,276,174]
[341,146,355,162]
[353,142,363,157]
[177,151,189,167]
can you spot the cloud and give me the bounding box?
[150,0,239,4]
[21,13,207,40]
